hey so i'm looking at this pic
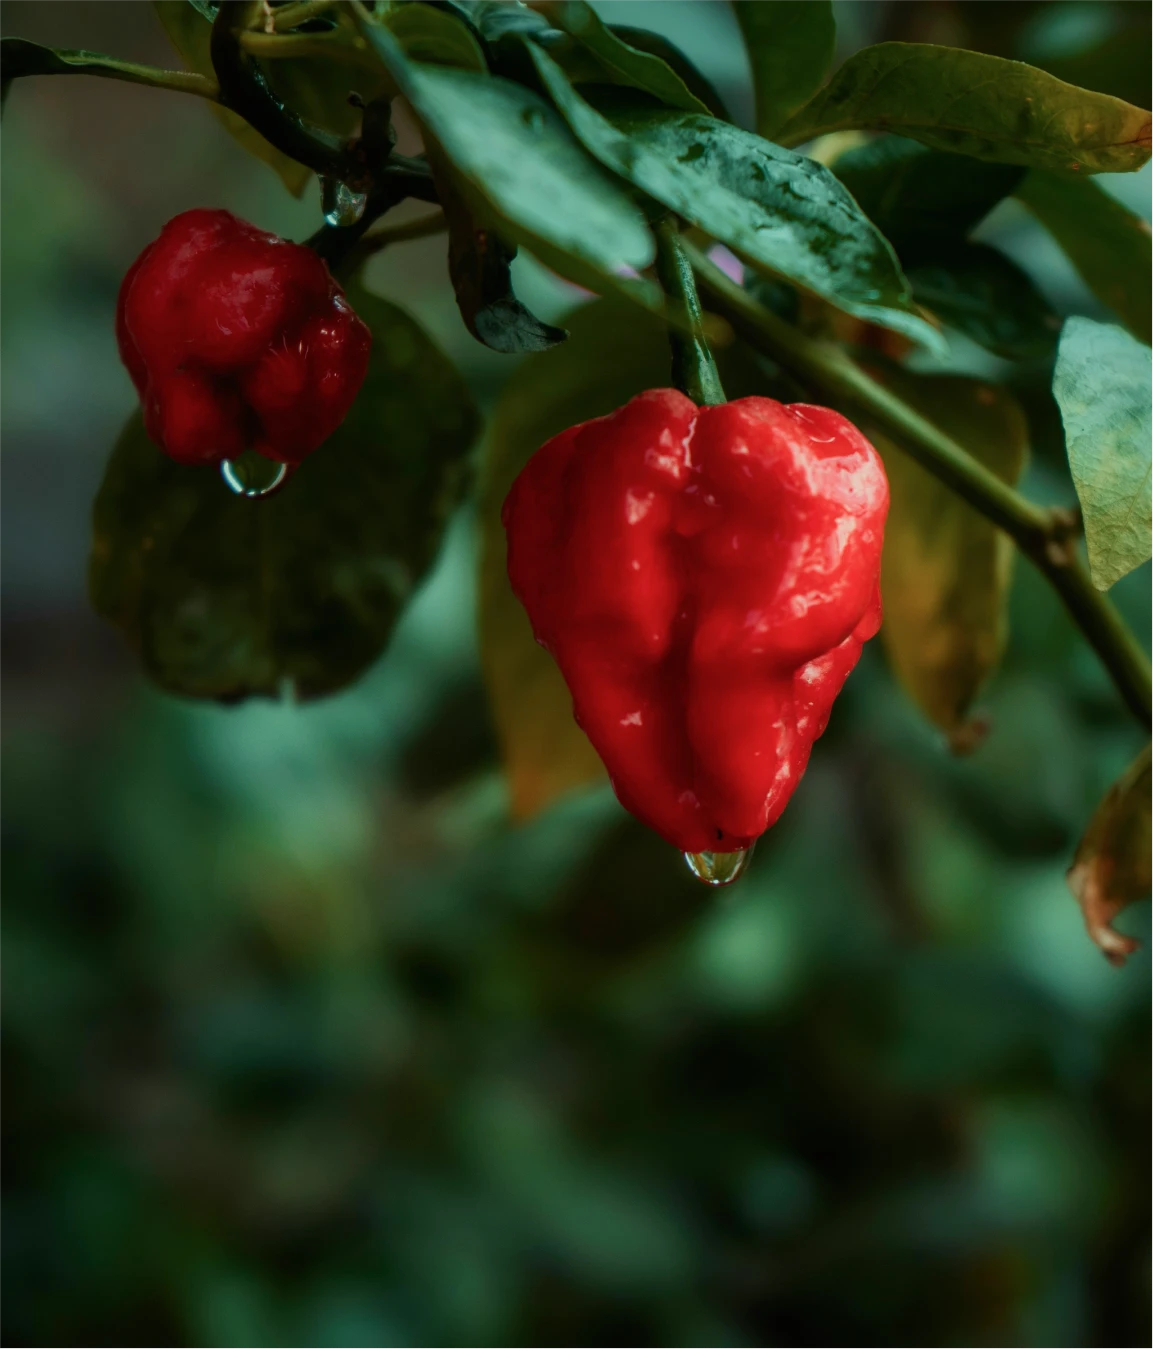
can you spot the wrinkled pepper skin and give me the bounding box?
[116,209,371,467]
[503,390,889,854]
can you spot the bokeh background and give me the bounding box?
[2,3,1150,1345]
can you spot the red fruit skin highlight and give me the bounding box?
[502,389,889,854]
[116,209,370,467]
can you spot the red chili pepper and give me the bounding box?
[502,389,889,854]
[116,209,371,467]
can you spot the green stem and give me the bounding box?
[238,31,380,70]
[270,0,343,31]
[686,240,1152,729]
[654,218,725,406]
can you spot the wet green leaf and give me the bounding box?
[479,299,673,819]
[90,283,478,702]
[869,371,1030,741]
[528,48,944,355]
[1016,170,1152,343]
[733,0,836,139]
[544,1,708,113]
[906,244,1059,361]
[1053,317,1152,591]
[1067,744,1151,965]
[779,43,1153,174]
[831,135,1023,254]
[358,22,656,302]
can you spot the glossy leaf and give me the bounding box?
[90,283,478,701]
[1053,317,1152,591]
[831,135,1023,255]
[544,1,708,113]
[1067,744,1151,966]
[733,0,835,139]
[870,370,1030,741]
[480,299,673,819]
[528,48,944,354]
[907,243,1060,360]
[1016,170,1153,343]
[779,43,1153,174]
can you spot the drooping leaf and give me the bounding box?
[1016,170,1152,343]
[831,135,1023,255]
[778,43,1152,174]
[868,370,1030,742]
[383,1,486,70]
[1067,744,1151,966]
[357,20,657,303]
[480,299,673,819]
[733,0,836,139]
[906,244,1060,361]
[429,147,568,353]
[0,35,211,101]
[154,0,388,195]
[527,47,945,354]
[608,26,730,120]
[543,1,708,114]
[1052,317,1152,591]
[90,283,479,701]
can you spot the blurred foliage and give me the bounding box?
[2,2,1151,1347]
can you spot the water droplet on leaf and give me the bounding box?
[320,177,368,227]
[220,453,292,500]
[683,845,754,887]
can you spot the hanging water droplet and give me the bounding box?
[320,176,368,228]
[683,845,754,887]
[220,452,292,500]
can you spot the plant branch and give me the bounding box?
[654,219,725,406]
[0,38,220,102]
[238,31,380,70]
[686,240,1152,729]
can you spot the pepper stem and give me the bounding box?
[654,217,725,407]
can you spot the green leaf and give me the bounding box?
[607,26,730,120]
[868,370,1030,742]
[906,243,1059,361]
[1016,170,1153,344]
[778,43,1153,174]
[831,135,1023,254]
[544,1,708,114]
[0,35,187,91]
[90,283,479,701]
[429,148,568,353]
[733,0,836,139]
[1053,317,1152,591]
[382,1,486,70]
[1067,744,1150,966]
[357,21,657,302]
[480,298,673,819]
[527,48,945,355]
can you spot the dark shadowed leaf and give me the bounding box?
[358,21,656,302]
[608,26,729,120]
[1067,744,1151,965]
[1053,317,1152,590]
[529,47,944,354]
[544,1,708,113]
[831,135,1023,254]
[480,299,675,819]
[906,244,1060,361]
[779,43,1152,174]
[867,370,1030,742]
[90,283,478,701]
[1016,170,1152,343]
[733,0,835,139]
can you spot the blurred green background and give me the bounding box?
[2,3,1150,1345]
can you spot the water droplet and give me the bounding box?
[220,453,292,500]
[320,176,368,227]
[683,845,755,887]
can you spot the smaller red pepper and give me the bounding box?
[116,209,371,467]
[503,389,889,855]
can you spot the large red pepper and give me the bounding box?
[503,389,889,854]
[116,209,370,467]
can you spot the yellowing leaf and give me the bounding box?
[479,298,670,820]
[869,372,1029,743]
[1067,744,1151,965]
